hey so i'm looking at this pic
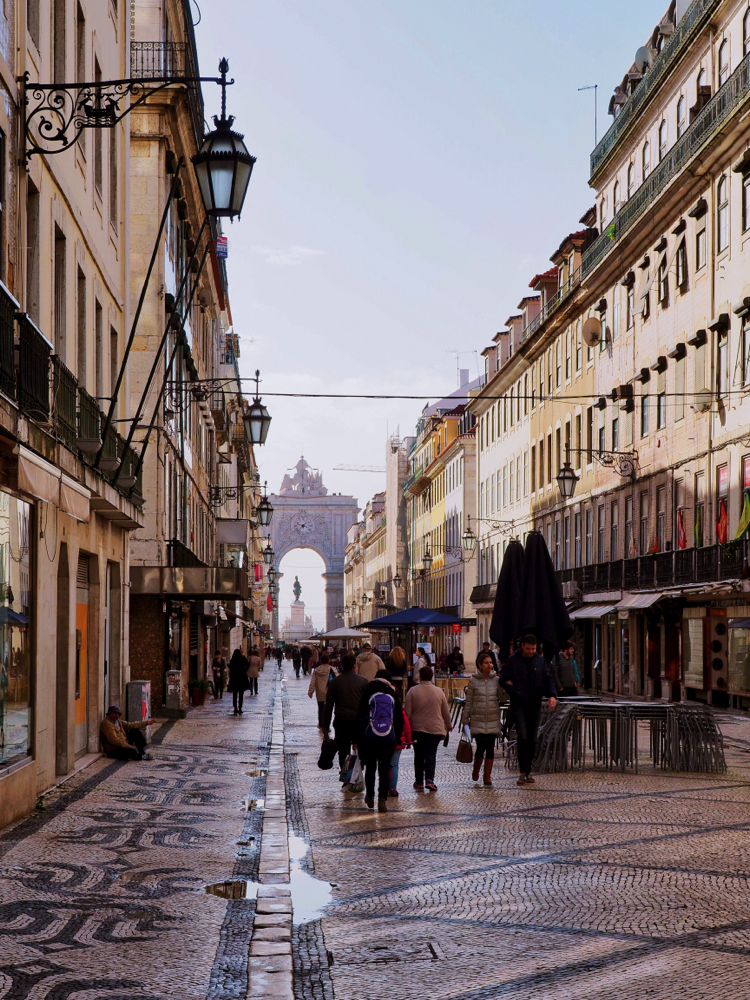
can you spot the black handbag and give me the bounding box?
[317,736,338,770]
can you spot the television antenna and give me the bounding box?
[578,84,598,145]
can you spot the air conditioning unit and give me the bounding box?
[562,581,581,601]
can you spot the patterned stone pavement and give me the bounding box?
[282,671,750,1000]
[5,665,750,999]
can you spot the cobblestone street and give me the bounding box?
[5,666,750,999]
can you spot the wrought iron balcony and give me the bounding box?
[77,387,102,459]
[167,537,206,568]
[16,313,50,421]
[130,40,204,145]
[520,265,583,345]
[52,356,77,449]
[589,0,720,179]
[0,282,16,402]
[583,49,750,280]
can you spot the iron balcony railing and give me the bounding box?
[566,542,749,595]
[52,356,77,449]
[589,0,720,179]
[520,265,583,345]
[583,50,750,280]
[130,40,204,145]
[16,313,50,421]
[77,387,101,459]
[0,282,16,401]
[167,537,206,568]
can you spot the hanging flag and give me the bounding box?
[254,564,260,582]
[216,235,228,259]
[717,498,728,543]
[649,534,659,554]
[267,593,273,612]
[677,508,686,549]
[736,492,750,540]
[694,504,703,548]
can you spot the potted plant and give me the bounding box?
[189,678,211,706]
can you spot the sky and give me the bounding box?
[195,0,664,625]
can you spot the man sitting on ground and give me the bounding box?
[100,705,155,761]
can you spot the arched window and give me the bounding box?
[600,197,607,232]
[677,95,686,138]
[719,39,730,86]
[744,10,750,57]
[659,120,668,161]
[642,140,651,180]
[717,175,729,252]
[697,66,707,88]
[613,181,620,215]
[627,162,635,199]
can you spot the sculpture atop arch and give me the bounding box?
[268,458,358,634]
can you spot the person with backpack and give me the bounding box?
[404,664,452,791]
[355,668,403,811]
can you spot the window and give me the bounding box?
[28,0,40,49]
[627,283,635,329]
[717,176,729,252]
[613,181,620,215]
[554,518,561,570]
[627,162,635,200]
[523,450,529,497]
[696,224,706,270]
[547,432,552,484]
[575,323,582,371]
[612,290,620,340]
[490,473,495,513]
[539,359,544,403]
[26,182,40,324]
[110,127,118,227]
[574,512,582,567]
[516,383,521,422]
[612,416,619,451]
[675,352,686,420]
[509,460,514,504]
[695,472,705,547]
[502,465,507,507]
[677,95,686,138]
[576,414,582,460]
[719,39,730,87]
[625,496,634,558]
[556,340,561,387]
[676,239,687,290]
[745,9,750,58]
[564,515,571,569]
[597,505,605,563]
[600,198,607,232]
[538,440,543,490]
[717,329,728,398]
[598,423,605,457]
[675,479,686,549]
[556,427,562,476]
[642,140,651,181]
[585,508,593,564]
[743,173,750,232]
[530,369,535,410]
[610,502,619,560]
[640,395,649,437]
[658,256,668,304]
[0,491,32,769]
[639,492,649,555]
[743,319,750,386]
[54,225,66,362]
[95,301,103,401]
[94,59,103,195]
[531,445,536,492]
[659,120,668,161]
[565,333,571,379]
[516,457,521,500]
[524,374,529,415]
[53,0,66,82]
[717,464,729,542]
[657,485,666,552]
[509,388,514,428]
[586,406,593,462]
[657,390,666,429]
[76,266,86,385]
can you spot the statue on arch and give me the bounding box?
[293,576,302,601]
[278,456,327,497]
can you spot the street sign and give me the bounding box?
[216,235,228,258]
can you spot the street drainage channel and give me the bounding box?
[204,834,332,925]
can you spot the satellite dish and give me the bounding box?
[634,46,653,74]
[582,317,602,347]
[691,388,712,413]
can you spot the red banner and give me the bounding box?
[267,593,273,612]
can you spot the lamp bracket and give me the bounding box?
[21,68,232,163]
[568,447,638,479]
[208,484,256,507]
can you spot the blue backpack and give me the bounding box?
[367,691,395,739]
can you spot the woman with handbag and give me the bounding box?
[461,652,506,786]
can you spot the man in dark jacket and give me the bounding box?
[499,634,557,785]
[551,641,580,696]
[300,645,312,676]
[323,652,368,771]
[355,669,404,812]
[475,642,498,671]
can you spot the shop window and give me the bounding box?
[728,624,750,692]
[0,492,32,768]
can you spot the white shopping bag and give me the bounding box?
[349,756,365,793]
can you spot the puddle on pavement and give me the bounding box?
[288,833,332,925]
[240,797,264,812]
[205,880,260,900]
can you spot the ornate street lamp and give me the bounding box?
[556,455,580,500]
[422,545,433,573]
[393,571,402,590]
[268,565,277,584]
[462,517,478,554]
[257,481,273,526]
[192,60,256,220]
[244,370,272,446]
[262,538,274,566]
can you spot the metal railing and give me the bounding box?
[130,40,204,144]
[520,265,583,345]
[167,538,205,568]
[583,50,750,279]
[52,357,77,449]
[17,313,50,421]
[0,283,16,401]
[589,0,720,178]
[77,387,101,459]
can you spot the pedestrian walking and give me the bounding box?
[388,698,412,798]
[211,653,226,699]
[356,668,403,811]
[475,642,498,671]
[322,652,368,778]
[355,642,385,681]
[309,652,332,730]
[447,646,465,675]
[462,653,506,786]
[292,647,302,679]
[227,647,250,715]
[301,644,312,676]
[404,664,452,792]
[247,647,261,697]
[550,641,580,697]
[275,646,283,668]
[499,634,557,786]
[410,647,431,688]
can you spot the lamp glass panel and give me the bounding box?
[210,162,235,211]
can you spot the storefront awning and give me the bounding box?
[16,445,91,521]
[616,592,665,610]
[569,604,618,619]
[130,567,248,599]
[729,618,750,628]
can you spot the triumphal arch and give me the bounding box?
[268,458,359,633]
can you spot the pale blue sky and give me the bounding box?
[196,0,662,624]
